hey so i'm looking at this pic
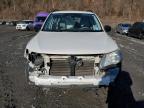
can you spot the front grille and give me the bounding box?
[50,57,95,76]
[50,60,71,76]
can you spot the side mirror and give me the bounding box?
[104,25,111,32]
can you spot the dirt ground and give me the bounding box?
[0,25,144,108]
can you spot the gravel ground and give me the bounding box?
[0,25,144,108]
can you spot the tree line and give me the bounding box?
[0,0,143,21]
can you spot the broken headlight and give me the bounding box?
[33,55,44,66]
[99,50,122,70]
[29,53,44,66]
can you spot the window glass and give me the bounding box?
[42,13,103,32]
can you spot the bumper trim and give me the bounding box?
[29,75,114,86]
[27,67,120,87]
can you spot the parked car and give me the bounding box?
[6,21,14,26]
[12,20,19,26]
[24,11,122,87]
[1,21,6,25]
[16,20,33,30]
[115,23,131,35]
[26,12,49,31]
[6,21,10,25]
[0,21,2,25]
[128,22,144,39]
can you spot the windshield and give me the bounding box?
[35,16,47,22]
[122,24,131,27]
[18,21,33,24]
[42,13,103,32]
[18,21,26,24]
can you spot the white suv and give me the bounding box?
[24,11,122,87]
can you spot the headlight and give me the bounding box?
[28,53,44,66]
[99,50,122,70]
[34,55,44,66]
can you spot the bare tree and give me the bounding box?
[12,0,16,12]
[0,0,143,21]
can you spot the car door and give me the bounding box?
[141,23,144,36]
[129,24,135,36]
[134,23,144,38]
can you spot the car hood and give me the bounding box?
[26,31,118,55]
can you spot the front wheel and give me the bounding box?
[127,33,131,37]
[139,33,143,40]
[26,27,30,31]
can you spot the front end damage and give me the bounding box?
[24,50,121,87]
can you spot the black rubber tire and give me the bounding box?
[26,27,30,31]
[139,33,143,40]
[128,33,131,37]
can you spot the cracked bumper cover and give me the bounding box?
[28,67,120,86]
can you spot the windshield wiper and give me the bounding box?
[42,29,103,32]
[77,27,103,32]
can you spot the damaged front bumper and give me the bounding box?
[27,67,120,87]
[24,53,121,87]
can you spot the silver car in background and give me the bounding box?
[116,23,131,35]
[16,20,33,30]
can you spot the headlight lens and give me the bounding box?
[99,50,122,69]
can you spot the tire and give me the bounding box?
[139,36,142,40]
[26,27,30,31]
[121,33,124,35]
[120,31,123,35]
[139,33,143,40]
[128,33,131,37]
